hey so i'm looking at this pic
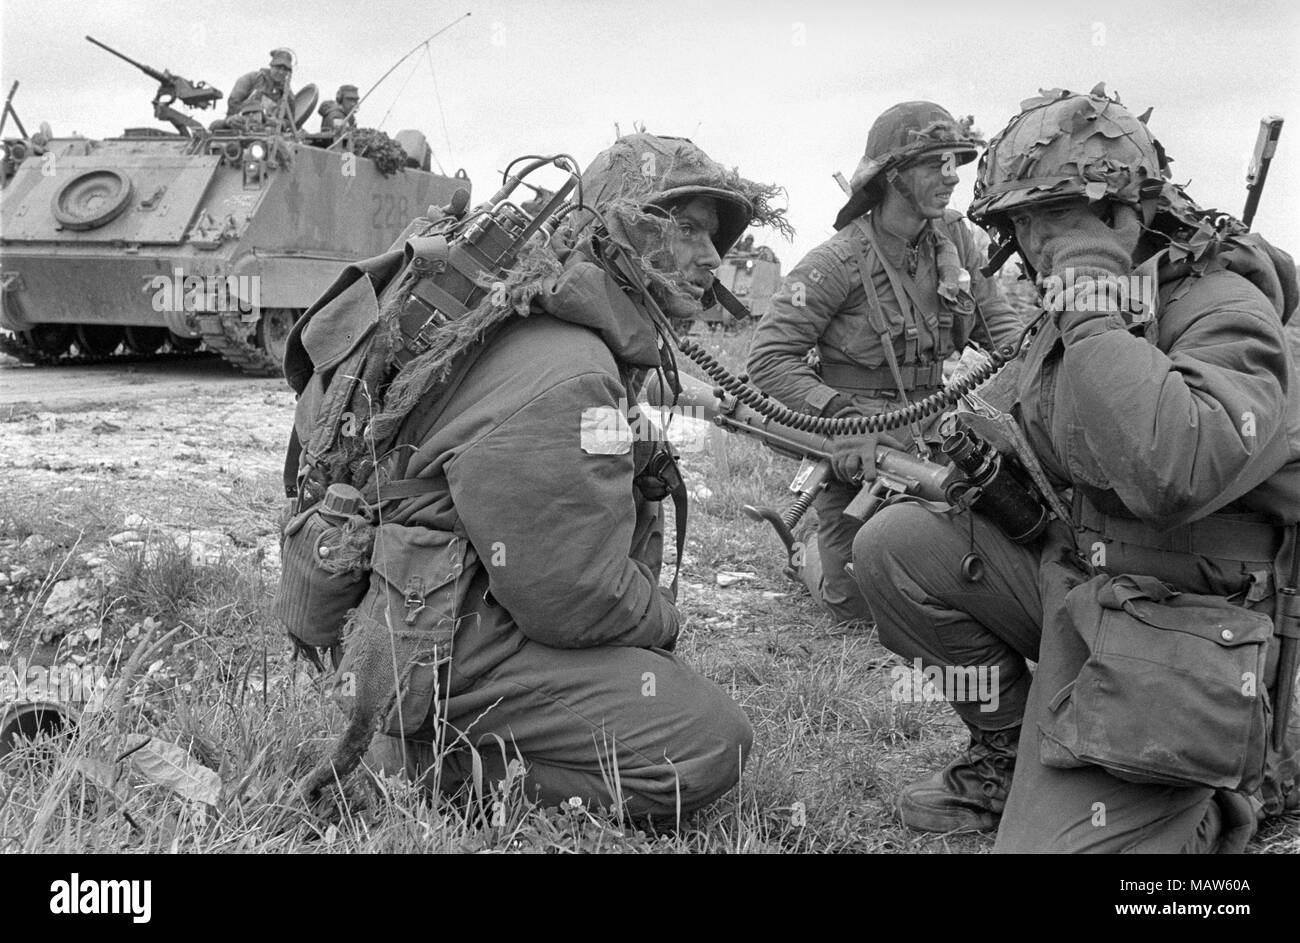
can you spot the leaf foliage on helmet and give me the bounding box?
[970,84,1171,224]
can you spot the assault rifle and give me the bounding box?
[86,36,223,137]
[646,373,953,561]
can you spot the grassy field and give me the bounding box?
[1,323,1298,854]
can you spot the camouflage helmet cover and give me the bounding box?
[336,84,359,101]
[969,84,1170,228]
[834,101,983,229]
[269,48,295,70]
[563,132,790,317]
[577,133,776,257]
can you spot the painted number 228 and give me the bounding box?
[371,194,410,231]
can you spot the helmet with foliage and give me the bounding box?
[336,133,787,468]
[971,84,1298,321]
[568,132,791,316]
[576,133,789,258]
[969,84,1170,230]
[834,102,983,229]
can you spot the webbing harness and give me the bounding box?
[849,218,932,454]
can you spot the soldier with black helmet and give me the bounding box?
[747,102,1025,626]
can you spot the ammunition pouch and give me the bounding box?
[1039,572,1273,793]
[331,522,478,739]
[274,477,445,669]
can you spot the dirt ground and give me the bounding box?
[0,353,291,558]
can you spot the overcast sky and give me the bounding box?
[2,0,1297,263]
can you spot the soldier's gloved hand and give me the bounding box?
[828,407,905,482]
[1039,204,1142,279]
[1041,205,1144,344]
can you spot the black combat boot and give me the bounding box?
[897,725,1019,833]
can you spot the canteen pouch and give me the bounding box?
[1039,572,1272,792]
[332,523,477,738]
[274,492,374,655]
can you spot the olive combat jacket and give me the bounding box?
[286,248,679,698]
[747,209,1024,415]
[1008,236,1300,820]
[1017,239,1300,531]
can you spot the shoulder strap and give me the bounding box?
[857,218,926,364]
[849,230,929,453]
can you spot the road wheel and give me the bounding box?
[19,323,73,357]
[256,308,299,366]
[74,324,124,357]
[167,331,204,352]
[123,325,170,355]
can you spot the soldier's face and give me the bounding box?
[664,196,723,301]
[898,153,961,218]
[341,96,359,111]
[271,64,291,82]
[1009,199,1098,271]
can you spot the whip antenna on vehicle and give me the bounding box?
[328,12,471,150]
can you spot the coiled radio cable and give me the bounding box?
[674,334,1023,437]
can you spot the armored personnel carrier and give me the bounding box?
[0,38,470,375]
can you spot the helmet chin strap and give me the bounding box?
[885,166,926,220]
[980,236,1021,279]
[1137,179,1163,228]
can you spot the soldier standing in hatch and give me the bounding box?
[746,102,1024,626]
[226,48,295,126]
